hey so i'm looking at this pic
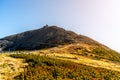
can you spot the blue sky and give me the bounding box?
[1,0,120,52]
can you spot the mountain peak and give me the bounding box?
[0,25,100,51]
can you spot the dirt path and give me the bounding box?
[0,54,27,80]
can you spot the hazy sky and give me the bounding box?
[0,0,120,52]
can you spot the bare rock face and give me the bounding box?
[0,40,14,51]
[0,26,99,51]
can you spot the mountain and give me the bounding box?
[1,25,120,80]
[0,25,102,51]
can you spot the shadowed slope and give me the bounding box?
[0,26,100,50]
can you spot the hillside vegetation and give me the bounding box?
[8,43,120,80]
[34,43,120,63]
[1,43,120,80]
[0,54,27,80]
[10,53,120,80]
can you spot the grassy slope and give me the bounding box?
[38,53,120,72]
[10,54,120,80]
[1,43,120,79]
[32,43,120,72]
[0,53,27,80]
[37,43,120,63]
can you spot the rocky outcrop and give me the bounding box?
[0,40,14,51]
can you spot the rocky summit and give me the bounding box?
[0,25,105,51]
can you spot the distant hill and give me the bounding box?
[0,25,103,51]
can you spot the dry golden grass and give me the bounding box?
[33,43,120,72]
[36,52,120,72]
[0,53,27,80]
[0,43,120,79]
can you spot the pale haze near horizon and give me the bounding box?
[0,0,120,52]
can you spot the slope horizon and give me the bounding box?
[0,25,119,53]
[1,0,120,52]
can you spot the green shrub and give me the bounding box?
[92,47,120,62]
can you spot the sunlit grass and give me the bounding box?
[0,53,27,80]
[1,43,120,79]
[10,53,120,80]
